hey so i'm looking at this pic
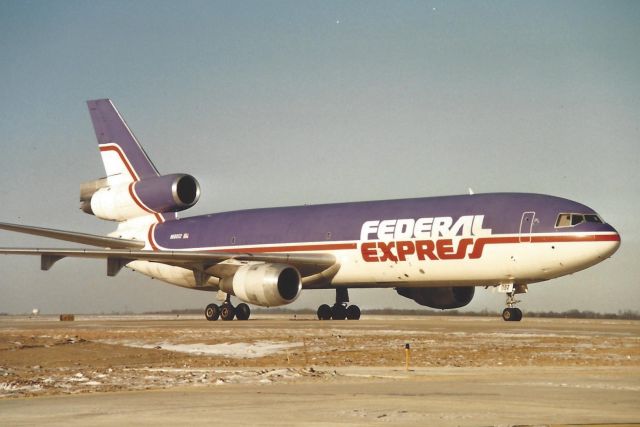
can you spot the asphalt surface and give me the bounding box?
[1,314,638,426]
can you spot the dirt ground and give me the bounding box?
[1,314,638,398]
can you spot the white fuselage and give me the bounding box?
[127,229,620,291]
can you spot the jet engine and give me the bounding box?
[396,286,475,310]
[220,263,302,307]
[80,174,200,221]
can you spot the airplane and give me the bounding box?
[0,99,621,322]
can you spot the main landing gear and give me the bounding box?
[317,288,361,320]
[205,294,250,321]
[501,285,526,322]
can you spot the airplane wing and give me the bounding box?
[0,222,144,249]
[0,247,335,270]
[0,222,339,286]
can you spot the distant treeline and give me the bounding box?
[138,307,640,320]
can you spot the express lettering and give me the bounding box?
[361,238,480,262]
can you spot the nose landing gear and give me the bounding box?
[501,284,527,321]
[502,306,523,321]
[317,288,361,320]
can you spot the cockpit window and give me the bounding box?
[555,214,572,227]
[585,214,603,223]
[571,214,584,226]
[556,213,603,228]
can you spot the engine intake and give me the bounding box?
[396,286,475,310]
[220,263,302,307]
[81,174,200,221]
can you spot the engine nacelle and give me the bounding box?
[220,263,302,307]
[396,286,475,310]
[80,174,200,221]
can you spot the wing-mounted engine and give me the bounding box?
[80,174,200,221]
[396,286,475,309]
[219,263,302,307]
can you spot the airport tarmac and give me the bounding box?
[1,314,639,426]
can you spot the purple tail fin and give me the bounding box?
[87,99,159,183]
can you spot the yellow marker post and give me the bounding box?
[405,343,411,371]
[302,337,309,367]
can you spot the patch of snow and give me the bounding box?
[106,340,302,358]
[0,382,43,396]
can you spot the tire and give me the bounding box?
[346,305,361,320]
[513,307,523,321]
[220,304,236,321]
[502,308,513,321]
[317,304,331,320]
[331,304,347,320]
[205,304,220,321]
[236,303,251,320]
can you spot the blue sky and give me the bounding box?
[0,0,638,314]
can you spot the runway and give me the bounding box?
[1,314,638,426]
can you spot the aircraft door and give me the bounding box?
[519,212,535,242]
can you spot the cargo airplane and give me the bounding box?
[0,99,621,321]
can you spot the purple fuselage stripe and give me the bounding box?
[153,193,616,250]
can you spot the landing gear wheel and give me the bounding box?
[502,289,524,321]
[502,307,523,322]
[331,304,347,320]
[220,304,236,321]
[319,289,362,320]
[235,303,251,320]
[512,307,523,321]
[205,304,220,321]
[346,305,361,320]
[317,304,331,320]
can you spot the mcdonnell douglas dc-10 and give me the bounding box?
[0,99,621,321]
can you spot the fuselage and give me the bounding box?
[128,192,620,290]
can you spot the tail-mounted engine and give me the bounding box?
[220,263,302,307]
[80,174,200,221]
[396,286,475,310]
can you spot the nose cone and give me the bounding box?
[598,223,621,260]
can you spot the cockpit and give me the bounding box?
[555,213,603,228]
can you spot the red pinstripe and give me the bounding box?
[147,233,619,254]
[100,144,163,223]
[99,145,139,181]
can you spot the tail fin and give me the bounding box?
[87,99,159,184]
